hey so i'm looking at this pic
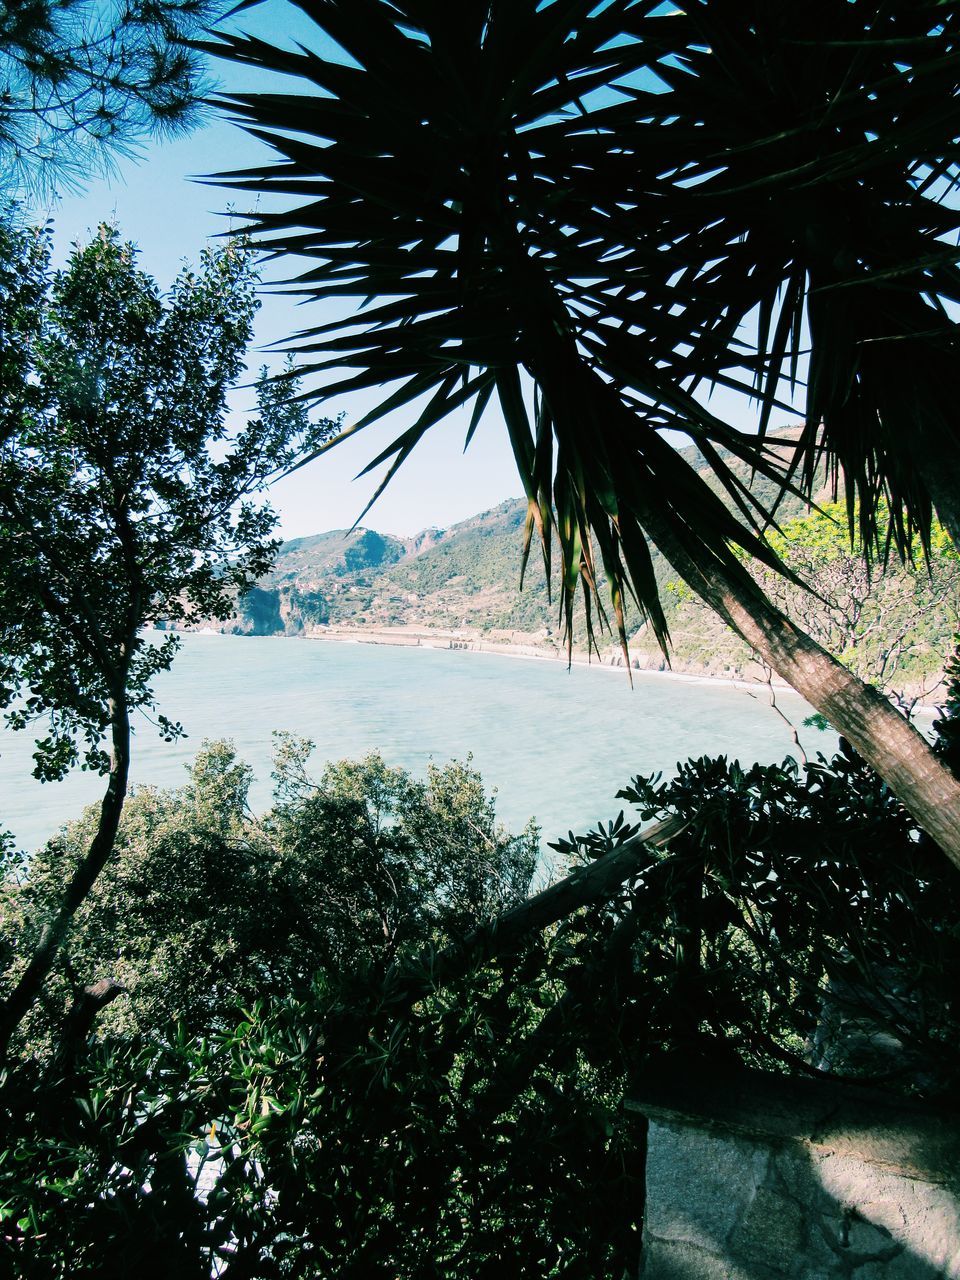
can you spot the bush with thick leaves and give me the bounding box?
[3,692,960,1276]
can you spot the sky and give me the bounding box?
[35,3,529,540]
[37,1,783,542]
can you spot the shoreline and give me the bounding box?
[248,624,938,713]
[185,620,771,692]
[304,623,749,683]
[171,624,943,715]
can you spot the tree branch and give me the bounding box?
[382,815,685,1008]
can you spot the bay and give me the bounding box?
[0,632,835,854]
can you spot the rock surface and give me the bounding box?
[629,1064,960,1278]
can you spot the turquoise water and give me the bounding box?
[0,632,834,853]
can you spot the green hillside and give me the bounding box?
[222,436,809,642]
[213,501,555,638]
[191,433,957,701]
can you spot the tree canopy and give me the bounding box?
[0,220,337,1048]
[0,221,333,783]
[0,0,221,194]
[3,740,540,1054]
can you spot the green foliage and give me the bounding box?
[4,735,960,1276]
[2,740,540,1055]
[0,221,337,781]
[593,748,960,1087]
[767,502,960,565]
[0,0,220,194]
[269,739,540,976]
[0,964,644,1279]
[3,747,649,1280]
[340,529,394,575]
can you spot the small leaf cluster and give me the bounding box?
[0,0,219,195]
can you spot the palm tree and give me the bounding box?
[204,0,960,865]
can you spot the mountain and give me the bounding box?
[176,432,955,698]
[208,435,809,657]
[213,499,560,640]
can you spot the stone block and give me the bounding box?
[729,1185,804,1273]
[641,1236,758,1279]
[815,1152,960,1276]
[643,1119,769,1255]
[632,1064,960,1280]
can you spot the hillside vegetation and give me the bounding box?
[181,438,959,701]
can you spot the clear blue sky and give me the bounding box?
[39,1,778,541]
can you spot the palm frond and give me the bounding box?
[202,0,960,652]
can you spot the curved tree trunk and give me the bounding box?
[0,694,131,1055]
[512,281,960,872]
[636,500,960,870]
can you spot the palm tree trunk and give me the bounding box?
[636,500,960,869]
[0,694,131,1055]
[510,267,960,872]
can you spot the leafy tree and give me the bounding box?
[0,222,337,1051]
[203,0,960,867]
[270,738,540,971]
[4,724,959,1277]
[2,739,540,1055]
[0,0,222,194]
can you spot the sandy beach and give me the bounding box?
[294,622,943,718]
[304,623,801,695]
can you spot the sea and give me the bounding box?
[0,631,838,855]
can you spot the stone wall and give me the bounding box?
[627,1063,960,1279]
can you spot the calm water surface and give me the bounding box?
[0,632,835,853]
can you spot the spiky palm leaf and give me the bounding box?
[200,1,793,658]
[204,0,960,660]
[614,0,960,556]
